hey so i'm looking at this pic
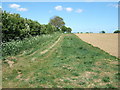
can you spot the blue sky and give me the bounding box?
[2,0,119,2]
[2,2,118,33]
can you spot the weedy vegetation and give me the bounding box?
[2,34,119,88]
[2,32,61,57]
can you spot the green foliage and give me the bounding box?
[99,31,105,33]
[78,82,86,85]
[114,30,120,33]
[66,27,72,33]
[2,32,60,57]
[102,76,110,82]
[49,16,65,29]
[64,79,71,83]
[2,11,41,42]
[61,26,72,33]
[46,24,57,34]
[61,26,67,33]
[2,11,71,42]
[72,72,79,76]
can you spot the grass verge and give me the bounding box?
[2,34,119,88]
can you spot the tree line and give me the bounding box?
[2,11,72,42]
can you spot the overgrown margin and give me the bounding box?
[0,7,2,90]
[1,32,61,58]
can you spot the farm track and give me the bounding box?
[25,35,62,57]
[40,35,62,55]
[3,34,119,88]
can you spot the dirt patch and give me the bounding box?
[4,57,18,68]
[16,71,22,80]
[75,33,119,58]
[99,72,112,77]
[109,61,118,64]
[16,73,22,79]
[82,71,97,78]
[95,61,102,66]
[93,79,101,83]
[5,60,14,68]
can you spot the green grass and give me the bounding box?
[2,33,119,88]
[102,76,110,82]
[2,32,61,57]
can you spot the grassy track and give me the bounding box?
[3,34,119,88]
[2,32,61,57]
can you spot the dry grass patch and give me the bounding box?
[81,71,97,78]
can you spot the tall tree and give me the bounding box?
[49,16,65,30]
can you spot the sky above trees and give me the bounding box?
[2,0,119,2]
[2,2,118,33]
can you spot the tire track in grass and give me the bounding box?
[4,35,62,68]
[15,35,63,83]
[26,35,62,57]
[40,34,71,60]
[40,35,62,55]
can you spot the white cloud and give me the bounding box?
[65,7,73,12]
[9,3,28,12]
[9,4,20,9]
[55,5,63,11]
[54,5,83,13]
[0,6,2,8]
[75,9,83,13]
[17,8,28,11]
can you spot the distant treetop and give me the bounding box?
[49,16,65,29]
[114,30,120,33]
[99,31,105,33]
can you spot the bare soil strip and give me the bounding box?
[75,33,118,58]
